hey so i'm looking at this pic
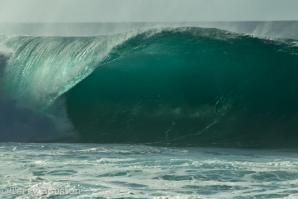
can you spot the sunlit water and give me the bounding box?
[0,143,298,198]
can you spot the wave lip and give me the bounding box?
[1,30,148,110]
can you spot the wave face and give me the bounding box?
[0,33,137,109]
[2,27,298,147]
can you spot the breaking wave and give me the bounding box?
[1,27,298,148]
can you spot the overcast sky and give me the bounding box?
[0,0,298,23]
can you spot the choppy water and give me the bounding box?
[0,143,298,198]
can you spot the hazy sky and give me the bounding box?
[0,0,298,23]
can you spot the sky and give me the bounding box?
[0,0,298,23]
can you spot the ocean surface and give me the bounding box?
[1,143,298,199]
[0,22,298,198]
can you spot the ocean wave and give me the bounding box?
[1,27,298,147]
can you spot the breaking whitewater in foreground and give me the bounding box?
[1,143,298,198]
[1,27,298,148]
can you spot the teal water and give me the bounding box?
[0,143,298,198]
[66,28,298,148]
[1,25,298,198]
[1,27,298,147]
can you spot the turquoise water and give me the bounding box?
[1,25,298,198]
[1,27,298,147]
[0,143,298,198]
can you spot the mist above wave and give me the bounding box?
[1,21,298,40]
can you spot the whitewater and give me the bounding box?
[1,23,298,198]
[1,143,298,199]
